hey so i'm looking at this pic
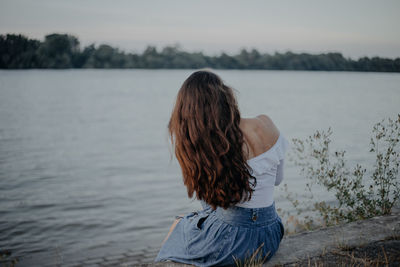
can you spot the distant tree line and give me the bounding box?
[1,33,399,72]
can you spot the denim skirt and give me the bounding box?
[155,201,284,266]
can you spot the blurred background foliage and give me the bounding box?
[1,33,399,72]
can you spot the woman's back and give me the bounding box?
[238,115,288,209]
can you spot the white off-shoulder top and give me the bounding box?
[235,133,289,208]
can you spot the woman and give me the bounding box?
[155,70,288,266]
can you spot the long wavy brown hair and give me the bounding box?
[168,70,256,210]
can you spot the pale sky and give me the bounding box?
[1,0,399,59]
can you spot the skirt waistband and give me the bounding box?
[200,201,279,227]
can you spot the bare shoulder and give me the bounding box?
[256,114,279,136]
[240,114,280,158]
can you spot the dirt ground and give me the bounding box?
[281,238,400,267]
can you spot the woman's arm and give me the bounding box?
[275,159,284,186]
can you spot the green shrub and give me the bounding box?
[286,114,400,227]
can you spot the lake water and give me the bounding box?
[0,69,399,265]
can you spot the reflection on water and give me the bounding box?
[0,69,399,264]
